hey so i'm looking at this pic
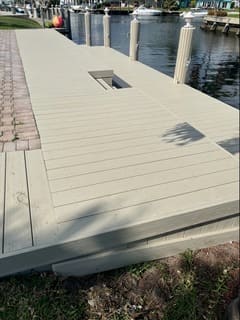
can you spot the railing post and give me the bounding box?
[103,7,111,48]
[174,12,195,84]
[84,9,91,46]
[129,13,140,61]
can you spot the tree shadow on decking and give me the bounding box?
[216,137,240,155]
[161,122,205,146]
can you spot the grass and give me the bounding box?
[0,16,41,29]
[0,273,86,319]
[0,243,239,320]
[227,13,240,18]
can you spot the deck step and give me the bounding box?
[53,215,239,277]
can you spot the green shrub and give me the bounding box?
[208,9,228,16]
[216,10,228,16]
[45,21,53,28]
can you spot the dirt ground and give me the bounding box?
[62,241,239,320]
[0,241,239,320]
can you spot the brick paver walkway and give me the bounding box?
[0,30,41,152]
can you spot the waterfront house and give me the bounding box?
[196,0,233,9]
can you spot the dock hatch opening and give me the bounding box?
[89,70,131,90]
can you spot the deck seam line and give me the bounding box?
[50,156,231,193]
[48,149,229,180]
[37,113,174,127]
[41,132,211,151]
[33,102,165,112]
[39,119,181,139]
[44,141,212,162]
[34,106,170,119]
[36,112,173,123]
[42,133,168,150]
[24,151,34,247]
[57,181,239,223]
[47,147,220,174]
[38,119,238,135]
[1,154,6,254]
[45,142,212,170]
[44,141,180,161]
[40,123,187,144]
[53,167,238,208]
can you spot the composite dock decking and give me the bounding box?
[0,29,239,277]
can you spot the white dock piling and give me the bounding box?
[129,13,140,61]
[103,8,111,48]
[85,10,91,46]
[33,7,37,18]
[174,12,195,84]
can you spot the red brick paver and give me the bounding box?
[0,31,41,152]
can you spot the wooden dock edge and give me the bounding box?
[0,201,238,278]
[53,224,239,277]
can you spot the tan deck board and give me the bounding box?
[47,143,218,180]
[49,151,229,192]
[25,150,58,246]
[0,153,6,254]
[33,95,154,113]
[45,140,210,171]
[40,118,178,143]
[45,138,210,168]
[86,47,239,148]
[56,168,238,222]
[38,114,177,137]
[52,159,238,207]
[4,152,33,254]
[57,184,239,242]
[43,135,180,160]
[34,103,168,121]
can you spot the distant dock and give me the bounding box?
[201,16,240,35]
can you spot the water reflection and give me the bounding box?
[71,13,239,109]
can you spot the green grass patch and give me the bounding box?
[227,13,240,18]
[0,243,239,320]
[0,273,86,320]
[0,16,41,29]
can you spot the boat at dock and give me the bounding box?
[132,5,162,16]
[180,8,208,18]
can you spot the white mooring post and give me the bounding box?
[103,7,111,47]
[174,12,195,84]
[129,12,140,61]
[85,9,91,46]
[33,7,37,18]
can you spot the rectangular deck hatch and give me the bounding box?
[89,70,131,90]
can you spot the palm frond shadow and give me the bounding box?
[161,122,205,146]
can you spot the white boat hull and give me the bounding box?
[132,6,162,16]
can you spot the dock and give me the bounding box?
[0,29,239,277]
[201,16,240,34]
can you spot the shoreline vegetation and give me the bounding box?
[0,16,41,29]
[0,242,239,319]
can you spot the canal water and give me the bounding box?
[70,13,239,109]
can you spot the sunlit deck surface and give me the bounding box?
[0,30,239,277]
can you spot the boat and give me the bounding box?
[180,8,208,18]
[70,5,84,12]
[132,5,162,16]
